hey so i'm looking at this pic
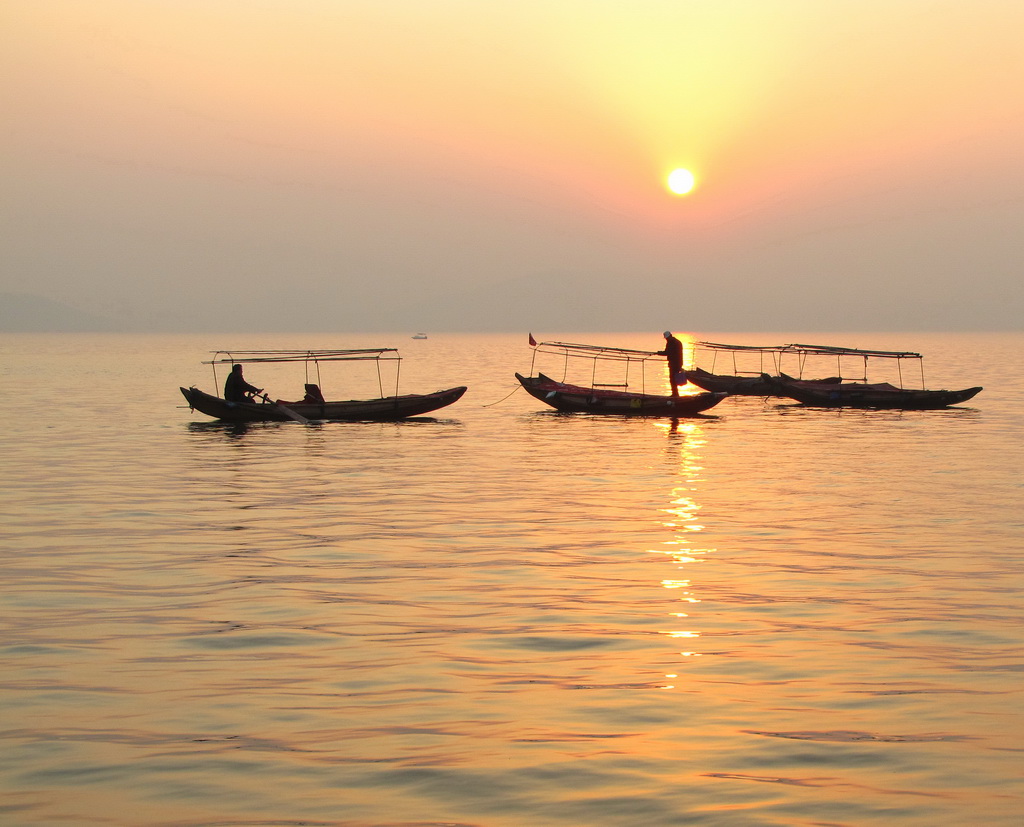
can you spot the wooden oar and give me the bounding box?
[259,394,310,424]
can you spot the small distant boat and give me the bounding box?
[180,348,466,423]
[516,339,727,417]
[411,333,428,339]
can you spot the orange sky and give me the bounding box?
[2,1,1022,331]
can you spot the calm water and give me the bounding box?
[1,331,1021,826]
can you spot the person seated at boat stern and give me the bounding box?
[301,383,326,404]
[223,363,263,403]
[659,331,687,397]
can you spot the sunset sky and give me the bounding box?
[3,1,1022,332]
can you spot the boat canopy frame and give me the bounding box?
[204,348,402,399]
[693,340,927,388]
[529,340,665,395]
[693,341,795,377]
[785,343,925,388]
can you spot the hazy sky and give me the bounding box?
[3,1,1022,332]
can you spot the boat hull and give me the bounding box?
[181,386,467,422]
[516,373,727,417]
[763,377,982,410]
[684,367,775,395]
[685,367,843,396]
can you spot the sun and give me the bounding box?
[667,168,696,196]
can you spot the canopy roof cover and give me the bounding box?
[203,348,400,365]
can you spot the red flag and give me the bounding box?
[528,333,537,347]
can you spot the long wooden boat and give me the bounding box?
[687,340,981,408]
[758,342,982,409]
[516,373,726,416]
[762,374,982,410]
[180,385,467,422]
[517,339,727,417]
[181,348,467,423]
[685,341,840,395]
[684,366,777,395]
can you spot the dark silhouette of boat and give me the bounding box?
[686,341,980,408]
[684,341,840,395]
[516,339,726,417]
[763,374,982,409]
[180,348,466,423]
[516,372,726,416]
[757,342,981,409]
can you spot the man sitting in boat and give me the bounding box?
[274,384,326,407]
[301,383,325,404]
[224,363,263,403]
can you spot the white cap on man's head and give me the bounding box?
[663,331,672,338]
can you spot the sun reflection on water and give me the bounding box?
[652,420,713,675]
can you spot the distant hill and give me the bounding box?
[0,293,125,332]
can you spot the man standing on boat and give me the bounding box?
[224,363,263,403]
[659,331,686,397]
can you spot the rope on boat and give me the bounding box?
[481,384,524,407]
